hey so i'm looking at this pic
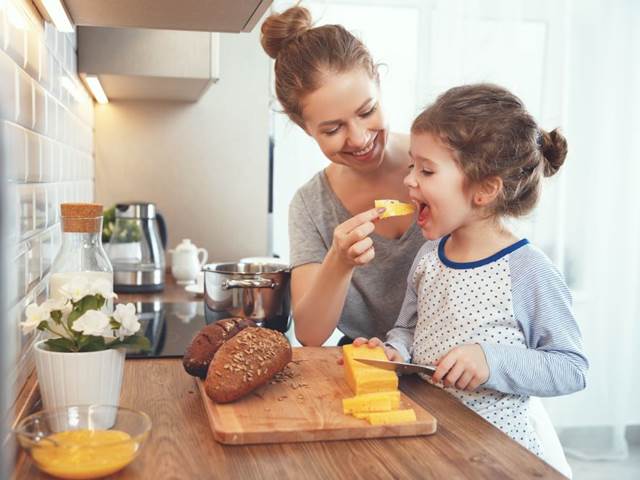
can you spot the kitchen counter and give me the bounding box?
[13,275,565,479]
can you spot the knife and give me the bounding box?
[353,358,436,376]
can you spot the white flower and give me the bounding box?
[112,303,140,339]
[59,276,118,302]
[42,298,72,317]
[60,276,93,302]
[92,278,118,300]
[21,303,50,334]
[72,310,110,336]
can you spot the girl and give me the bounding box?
[357,84,588,461]
[260,6,424,346]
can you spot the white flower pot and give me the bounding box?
[34,340,125,428]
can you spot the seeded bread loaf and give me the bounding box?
[182,317,255,378]
[205,327,292,403]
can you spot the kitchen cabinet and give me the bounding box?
[59,0,271,33]
[78,27,219,101]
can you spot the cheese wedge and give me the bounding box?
[342,391,401,414]
[374,199,415,219]
[342,344,398,395]
[366,408,417,425]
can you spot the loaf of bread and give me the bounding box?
[205,327,292,403]
[182,317,255,378]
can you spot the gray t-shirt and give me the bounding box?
[289,171,425,340]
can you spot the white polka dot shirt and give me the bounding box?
[386,236,588,455]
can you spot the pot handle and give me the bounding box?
[223,278,277,289]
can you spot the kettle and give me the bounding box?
[109,202,167,293]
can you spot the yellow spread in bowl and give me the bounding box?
[31,429,137,479]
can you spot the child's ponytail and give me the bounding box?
[540,128,568,177]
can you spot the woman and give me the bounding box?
[260,5,424,346]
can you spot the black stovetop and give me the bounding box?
[124,302,207,359]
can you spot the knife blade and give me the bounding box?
[353,358,436,376]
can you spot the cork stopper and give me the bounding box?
[60,203,103,233]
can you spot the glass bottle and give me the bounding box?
[49,203,114,311]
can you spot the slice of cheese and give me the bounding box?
[366,409,417,425]
[353,412,371,420]
[374,199,416,219]
[342,391,401,414]
[342,344,398,395]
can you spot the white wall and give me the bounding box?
[95,28,270,263]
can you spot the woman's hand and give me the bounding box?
[330,207,385,268]
[337,336,402,364]
[431,344,490,391]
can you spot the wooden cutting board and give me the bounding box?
[196,346,437,445]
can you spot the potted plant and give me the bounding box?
[21,276,150,419]
[102,205,144,262]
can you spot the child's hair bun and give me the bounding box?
[260,6,313,59]
[540,128,568,177]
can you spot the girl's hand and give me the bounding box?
[330,207,385,268]
[337,337,402,365]
[431,344,490,391]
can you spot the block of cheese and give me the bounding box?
[366,409,417,425]
[342,344,398,395]
[342,391,401,414]
[374,199,415,219]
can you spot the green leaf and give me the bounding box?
[67,309,82,330]
[37,321,49,331]
[78,336,107,352]
[50,310,63,324]
[77,295,99,312]
[107,335,151,352]
[44,337,78,352]
[96,295,106,309]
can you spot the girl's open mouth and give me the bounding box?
[416,202,429,226]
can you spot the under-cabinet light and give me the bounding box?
[41,0,74,33]
[84,75,108,104]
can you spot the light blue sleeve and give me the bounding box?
[385,241,433,362]
[481,245,589,397]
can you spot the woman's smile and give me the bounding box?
[341,131,381,163]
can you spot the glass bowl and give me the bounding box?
[14,405,151,479]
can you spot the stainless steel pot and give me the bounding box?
[202,262,291,333]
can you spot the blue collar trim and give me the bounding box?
[438,235,529,269]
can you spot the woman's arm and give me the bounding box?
[291,254,352,346]
[291,207,384,346]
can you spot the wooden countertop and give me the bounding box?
[13,275,565,479]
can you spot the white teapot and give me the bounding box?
[168,239,208,285]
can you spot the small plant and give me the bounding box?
[22,277,150,353]
[102,206,142,244]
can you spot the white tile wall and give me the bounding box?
[0,0,95,404]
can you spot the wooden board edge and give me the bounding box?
[196,378,437,445]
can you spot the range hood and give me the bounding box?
[63,0,272,33]
[64,0,274,102]
[78,27,220,102]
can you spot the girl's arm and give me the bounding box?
[385,247,425,361]
[480,247,588,397]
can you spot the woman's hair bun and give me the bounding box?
[540,128,568,177]
[260,6,313,59]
